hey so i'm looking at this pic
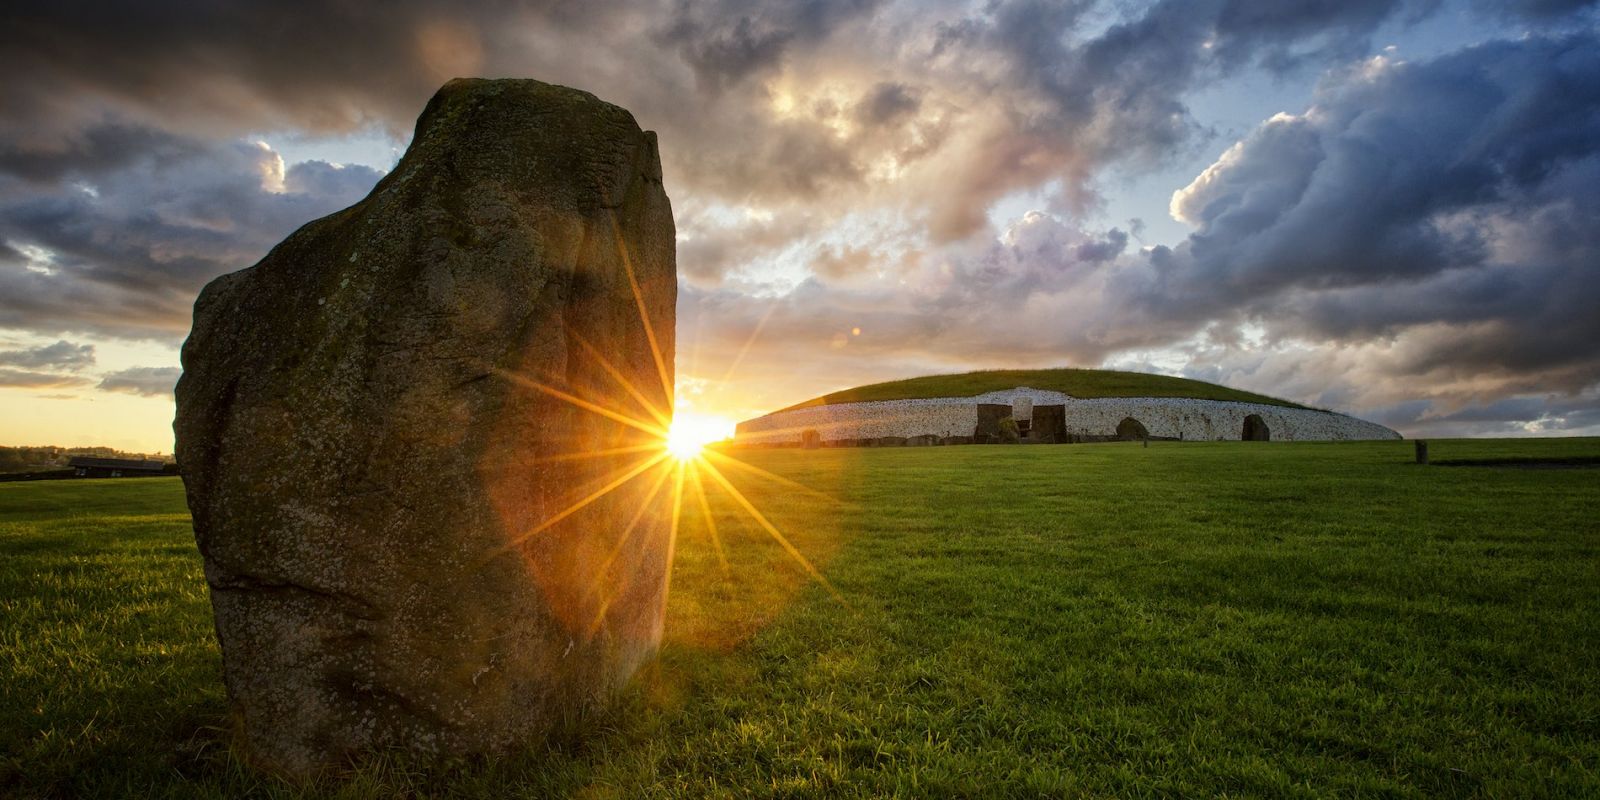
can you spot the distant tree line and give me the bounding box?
[0,446,174,474]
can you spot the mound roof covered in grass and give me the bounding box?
[781,368,1311,412]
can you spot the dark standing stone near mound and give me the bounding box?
[974,404,1009,439]
[174,79,676,780]
[1031,405,1066,443]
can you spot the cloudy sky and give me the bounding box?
[2,0,1598,451]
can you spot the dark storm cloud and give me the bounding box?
[97,366,182,397]
[655,0,884,92]
[1207,0,1434,71]
[2,0,895,282]
[676,204,823,284]
[0,340,95,370]
[0,123,207,183]
[0,134,383,338]
[0,338,94,391]
[854,82,922,128]
[1376,392,1600,437]
[283,160,391,198]
[5,0,1575,281]
[1477,0,1598,19]
[0,0,884,201]
[1167,33,1600,299]
[4,0,1591,241]
[0,1,508,140]
[915,0,1444,237]
[1073,229,1127,263]
[0,0,1453,246]
[1148,33,1600,391]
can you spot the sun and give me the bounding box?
[665,414,733,461]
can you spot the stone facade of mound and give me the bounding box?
[733,387,1400,445]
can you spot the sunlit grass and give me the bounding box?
[4,438,1600,797]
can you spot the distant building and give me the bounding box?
[68,456,168,478]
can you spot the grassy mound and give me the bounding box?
[780,367,1310,412]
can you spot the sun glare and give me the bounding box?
[665,414,733,461]
[493,233,840,608]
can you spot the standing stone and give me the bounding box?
[174,78,676,779]
[1031,405,1066,443]
[974,403,1010,440]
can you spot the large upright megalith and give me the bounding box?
[174,78,677,779]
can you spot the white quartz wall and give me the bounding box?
[734,387,1400,444]
[1058,397,1399,441]
[971,387,1074,407]
[734,397,981,443]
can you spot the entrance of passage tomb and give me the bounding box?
[1242,414,1270,441]
[1012,398,1033,439]
[1116,417,1148,441]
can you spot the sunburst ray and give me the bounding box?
[532,442,665,464]
[662,461,686,614]
[569,328,672,429]
[585,459,678,637]
[495,367,667,439]
[717,299,780,386]
[502,450,671,551]
[606,212,674,406]
[702,448,855,508]
[687,459,731,578]
[698,458,845,604]
[471,213,845,626]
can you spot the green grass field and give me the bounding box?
[4,438,1599,798]
[779,368,1311,411]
